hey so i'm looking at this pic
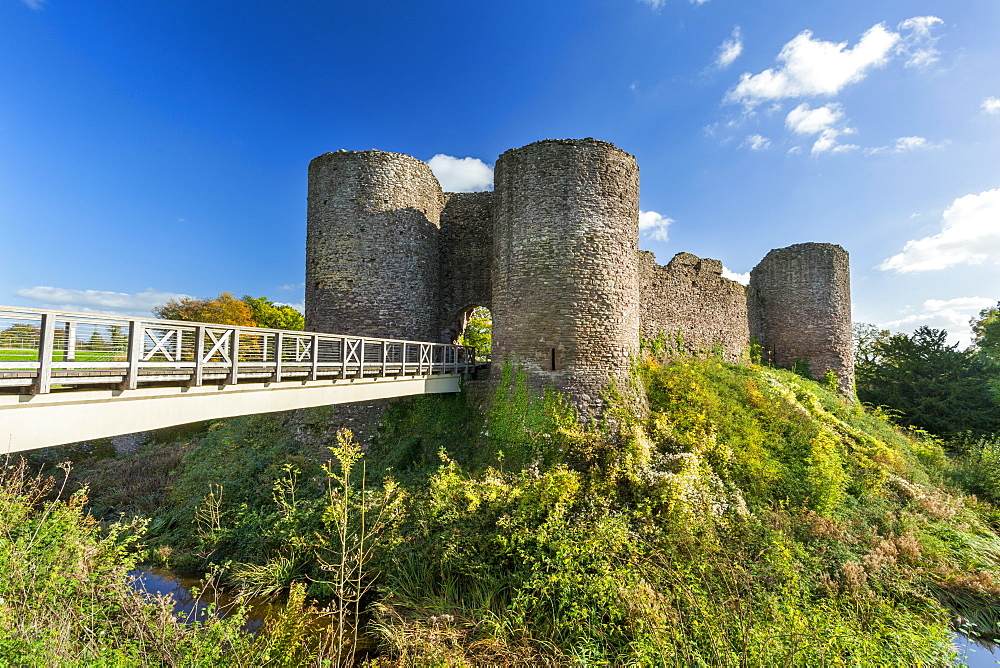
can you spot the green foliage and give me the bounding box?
[855,325,1000,438]
[40,348,1000,664]
[0,458,268,665]
[457,306,490,359]
[242,295,305,331]
[972,301,1000,361]
[952,436,1000,507]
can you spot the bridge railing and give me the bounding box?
[0,306,476,394]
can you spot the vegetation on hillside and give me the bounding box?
[10,335,1000,665]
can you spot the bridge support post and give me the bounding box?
[122,320,142,391]
[310,334,320,381]
[191,325,205,387]
[64,321,77,362]
[227,329,241,385]
[274,332,284,382]
[33,313,56,394]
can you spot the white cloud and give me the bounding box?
[639,210,673,242]
[726,17,943,108]
[740,134,771,151]
[14,286,192,316]
[727,23,899,106]
[982,97,1000,114]
[716,27,743,68]
[879,297,996,347]
[21,0,45,9]
[785,102,844,135]
[784,103,857,154]
[427,154,493,192]
[722,267,750,285]
[896,16,944,68]
[879,186,1000,272]
[865,136,944,155]
[639,0,708,7]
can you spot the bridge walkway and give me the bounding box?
[0,306,478,453]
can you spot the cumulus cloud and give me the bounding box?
[896,16,944,68]
[727,23,899,106]
[879,187,1000,272]
[722,267,750,285]
[726,18,942,108]
[784,103,857,154]
[982,97,1000,114]
[740,134,771,151]
[879,297,996,346]
[427,154,494,192]
[639,210,673,242]
[14,287,192,316]
[716,27,743,68]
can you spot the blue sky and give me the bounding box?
[1,0,998,345]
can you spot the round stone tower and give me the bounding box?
[306,150,444,341]
[491,138,640,413]
[749,242,854,395]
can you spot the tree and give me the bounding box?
[972,302,1000,362]
[970,302,1000,402]
[241,295,305,331]
[459,306,491,359]
[855,325,1000,438]
[853,322,891,368]
[0,322,40,348]
[153,292,256,326]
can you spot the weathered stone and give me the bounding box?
[305,139,856,414]
[749,243,854,393]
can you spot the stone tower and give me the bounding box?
[304,138,857,413]
[306,150,444,341]
[749,243,854,394]
[491,139,641,410]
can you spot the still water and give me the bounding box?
[127,567,282,631]
[956,633,1000,667]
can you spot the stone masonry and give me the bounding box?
[306,138,855,413]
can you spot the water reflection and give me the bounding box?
[956,633,1000,666]
[127,568,276,631]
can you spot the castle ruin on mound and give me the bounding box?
[305,138,854,413]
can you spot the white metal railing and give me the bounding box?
[0,305,477,394]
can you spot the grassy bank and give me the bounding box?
[11,353,1000,665]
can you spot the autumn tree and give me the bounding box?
[153,292,256,326]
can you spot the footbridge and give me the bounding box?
[0,306,477,454]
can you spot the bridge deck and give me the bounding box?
[0,305,478,453]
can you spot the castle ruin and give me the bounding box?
[306,138,854,412]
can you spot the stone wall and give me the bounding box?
[439,191,494,343]
[304,140,857,411]
[638,251,750,361]
[306,149,444,341]
[491,138,640,413]
[749,243,854,394]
